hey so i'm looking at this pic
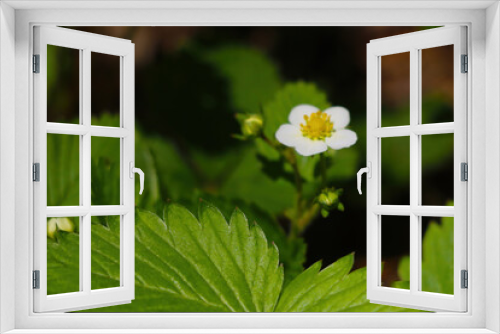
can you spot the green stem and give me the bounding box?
[289,159,303,240]
[320,153,327,189]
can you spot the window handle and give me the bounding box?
[129,162,145,195]
[357,162,371,195]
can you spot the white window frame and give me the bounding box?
[0,1,499,333]
[33,26,136,313]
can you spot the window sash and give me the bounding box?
[32,26,135,313]
[366,26,468,312]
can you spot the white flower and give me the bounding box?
[275,104,357,156]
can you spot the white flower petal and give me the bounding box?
[295,138,328,157]
[324,106,350,130]
[325,129,358,150]
[275,124,303,147]
[289,104,319,126]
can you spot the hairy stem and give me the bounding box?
[289,156,303,239]
[320,153,327,189]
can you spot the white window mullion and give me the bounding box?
[366,43,379,298]
[409,48,420,294]
[82,47,92,295]
[121,46,135,295]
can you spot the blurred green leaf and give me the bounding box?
[91,137,121,206]
[135,132,198,210]
[47,134,79,206]
[276,253,414,312]
[188,144,247,187]
[202,45,282,115]
[393,216,454,294]
[220,146,296,215]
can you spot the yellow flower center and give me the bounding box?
[300,111,334,140]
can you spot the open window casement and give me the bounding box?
[362,26,468,312]
[33,26,140,312]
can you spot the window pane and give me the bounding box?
[47,45,80,124]
[381,52,410,127]
[91,215,121,290]
[47,216,80,295]
[421,45,454,124]
[91,137,121,205]
[421,216,454,294]
[381,215,410,289]
[47,133,80,206]
[421,133,454,206]
[382,136,410,205]
[91,52,121,127]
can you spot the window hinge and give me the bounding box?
[461,162,468,182]
[33,54,40,73]
[33,270,40,289]
[461,54,468,73]
[33,163,40,182]
[461,270,468,289]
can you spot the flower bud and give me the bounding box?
[47,217,75,239]
[241,114,263,137]
[317,187,344,218]
[318,193,333,207]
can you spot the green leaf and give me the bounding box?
[135,132,198,210]
[48,202,284,312]
[393,216,454,295]
[422,217,454,294]
[276,254,414,312]
[220,146,296,214]
[262,82,330,140]
[201,45,281,115]
[179,193,306,285]
[47,133,80,206]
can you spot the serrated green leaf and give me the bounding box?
[48,202,284,312]
[201,45,281,115]
[179,192,306,285]
[276,254,414,312]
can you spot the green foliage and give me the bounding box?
[276,253,412,312]
[201,45,282,115]
[220,147,296,215]
[393,216,454,294]
[47,216,121,295]
[46,203,412,313]
[46,134,79,206]
[134,131,197,211]
[91,137,121,205]
[73,202,284,312]
[179,192,307,285]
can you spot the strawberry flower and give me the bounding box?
[275,104,357,156]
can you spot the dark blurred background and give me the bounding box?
[50,26,454,287]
